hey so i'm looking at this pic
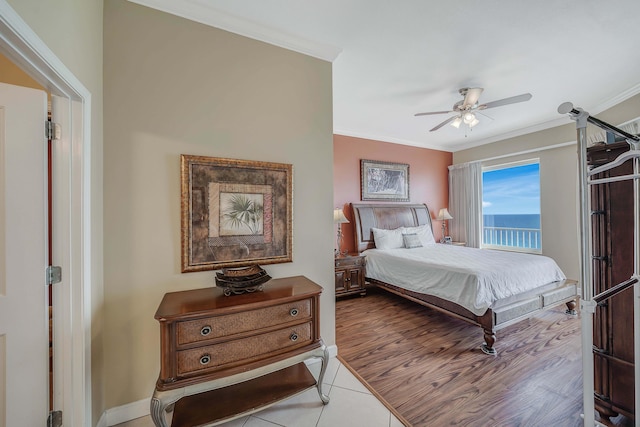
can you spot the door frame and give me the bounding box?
[0,1,92,425]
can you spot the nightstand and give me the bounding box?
[440,241,466,246]
[334,254,366,298]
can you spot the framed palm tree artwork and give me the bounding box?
[180,154,293,272]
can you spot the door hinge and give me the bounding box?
[47,410,62,427]
[47,265,62,285]
[46,121,61,140]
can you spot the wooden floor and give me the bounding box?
[336,286,634,427]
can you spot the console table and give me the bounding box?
[150,276,329,427]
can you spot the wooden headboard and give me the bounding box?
[351,203,433,253]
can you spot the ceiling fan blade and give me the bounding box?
[414,110,452,117]
[429,115,458,132]
[463,87,483,108]
[478,93,532,110]
[476,111,494,121]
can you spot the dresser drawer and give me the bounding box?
[335,256,364,268]
[176,322,312,376]
[176,298,312,346]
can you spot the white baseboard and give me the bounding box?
[306,343,338,362]
[104,397,151,426]
[102,344,338,426]
[96,411,107,427]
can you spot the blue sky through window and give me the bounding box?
[482,163,540,215]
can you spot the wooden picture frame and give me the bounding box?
[181,155,293,272]
[360,159,410,201]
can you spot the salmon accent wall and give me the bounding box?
[334,134,453,254]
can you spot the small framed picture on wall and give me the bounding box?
[360,159,409,201]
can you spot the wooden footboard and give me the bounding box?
[368,277,578,355]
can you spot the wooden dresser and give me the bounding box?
[150,276,329,427]
[588,141,635,420]
[334,254,366,298]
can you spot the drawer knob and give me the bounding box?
[199,354,211,365]
[200,325,212,336]
[290,308,299,317]
[290,332,298,342]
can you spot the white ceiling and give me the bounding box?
[131,0,640,152]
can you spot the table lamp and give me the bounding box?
[334,208,349,257]
[437,208,453,243]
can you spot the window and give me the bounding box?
[481,160,541,253]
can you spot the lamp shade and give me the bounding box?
[437,208,453,221]
[334,208,349,224]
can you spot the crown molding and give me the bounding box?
[128,0,342,62]
[592,82,640,114]
[333,129,453,153]
[453,117,572,151]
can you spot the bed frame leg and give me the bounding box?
[565,299,578,315]
[481,329,497,355]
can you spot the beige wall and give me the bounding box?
[4,0,105,423]
[103,0,334,410]
[454,93,640,282]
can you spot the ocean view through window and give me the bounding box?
[482,160,541,253]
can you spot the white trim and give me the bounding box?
[103,345,339,426]
[451,117,573,152]
[96,411,107,427]
[105,398,150,427]
[482,157,540,173]
[0,1,92,425]
[334,129,451,152]
[461,141,576,165]
[592,82,640,114]
[313,343,338,360]
[127,0,341,62]
[336,122,580,154]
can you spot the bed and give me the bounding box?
[351,202,578,355]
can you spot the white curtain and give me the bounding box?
[448,162,482,248]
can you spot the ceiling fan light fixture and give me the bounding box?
[415,87,532,134]
[463,112,476,124]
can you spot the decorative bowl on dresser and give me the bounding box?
[150,276,329,427]
[334,254,366,298]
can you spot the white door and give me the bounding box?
[0,82,49,426]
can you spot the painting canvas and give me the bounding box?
[361,159,410,201]
[181,155,292,272]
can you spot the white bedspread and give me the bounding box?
[363,244,566,316]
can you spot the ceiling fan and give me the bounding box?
[415,87,532,132]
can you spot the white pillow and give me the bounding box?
[402,233,423,249]
[372,227,404,250]
[402,224,436,246]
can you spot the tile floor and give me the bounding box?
[115,357,405,427]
